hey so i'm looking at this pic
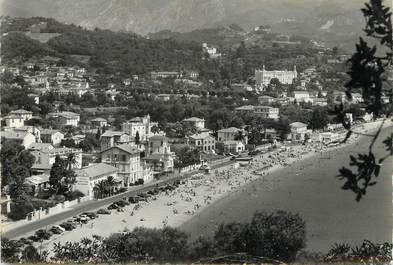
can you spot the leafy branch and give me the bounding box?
[336,0,392,201]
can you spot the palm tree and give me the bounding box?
[64,153,77,192]
[106,176,116,196]
[65,153,77,171]
[93,180,107,199]
[151,125,160,135]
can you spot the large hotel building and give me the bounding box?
[255,65,297,88]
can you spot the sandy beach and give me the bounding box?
[181,121,393,252]
[29,120,392,253]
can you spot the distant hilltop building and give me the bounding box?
[255,65,297,88]
[254,25,271,33]
[202,43,221,59]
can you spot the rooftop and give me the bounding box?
[183,117,205,122]
[91,117,107,122]
[218,127,242,133]
[40,129,62,135]
[189,133,215,140]
[48,111,80,119]
[4,115,24,119]
[10,109,33,114]
[25,174,49,185]
[76,163,118,180]
[149,135,167,141]
[235,105,255,111]
[290,122,308,128]
[101,143,140,155]
[29,142,54,151]
[101,130,127,137]
[1,131,31,140]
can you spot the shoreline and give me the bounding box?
[19,120,391,254]
[180,121,392,251]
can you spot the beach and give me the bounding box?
[181,121,393,252]
[32,120,392,254]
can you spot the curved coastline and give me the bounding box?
[180,124,393,252]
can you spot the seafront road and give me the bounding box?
[3,160,234,239]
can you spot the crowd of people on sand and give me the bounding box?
[41,121,388,252]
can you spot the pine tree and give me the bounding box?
[96,128,101,140]
[49,155,65,194]
[135,131,140,145]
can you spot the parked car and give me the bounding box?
[35,229,52,240]
[11,239,24,248]
[83,212,98,219]
[50,226,63,234]
[97,208,111,215]
[20,238,33,246]
[108,203,119,210]
[75,216,89,223]
[53,225,66,232]
[27,235,40,242]
[60,222,74,231]
[128,196,139,204]
[17,237,30,245]
[116,200,128,207]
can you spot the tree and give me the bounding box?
[1,237,20,263]
[309,107,329,130]
[60,138,76,148]
[49,155,66,194]
[325,240,392,263]
[8,166,31,200]
[244,210,306,262]
[93,180,107,199]
[234,130,245,141]
[96,128,102,140]
[174,146,201,168]
[332,46,338,56]
[335,0,393,201]
[214,222,247,254]
[0,140,34,188]
[151,125,160,134]
[21,245,43,263]
[105,176,116,196]
[135,131,140,145]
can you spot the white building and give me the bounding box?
[293,91,312,103]
[40,129,64,147]
[91,117,108,128]
[255,65,297,87]
[100,144,152,186]
[121,115,159,142]
[182,117,205,130]
[100,131,131,151]
[1,131,36,148]
[29,143,82,174]
[188,133,216,153]
[289,122,311,142]
[75,163,121,199]
[4,115,24,128]
[47,112,80,127]
[234,105,279,119]
[9,109,33,121]
[217,127,248,145]
[144,135,175,174]
[202,43,221,58]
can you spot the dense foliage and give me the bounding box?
[0,140,35,195]
[48,210,305,263]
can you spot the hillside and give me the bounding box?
[0,17,323,84]
[0,17,204,75]
[0,0,373,51]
